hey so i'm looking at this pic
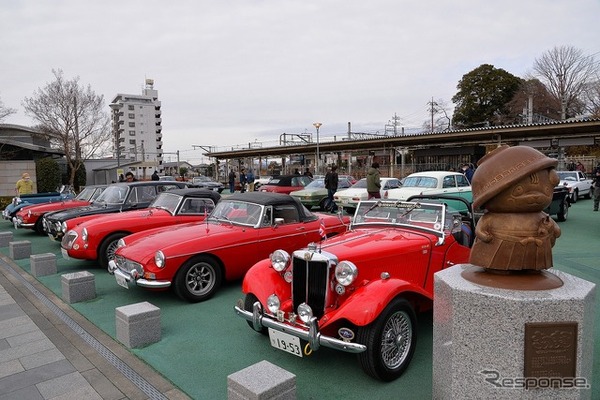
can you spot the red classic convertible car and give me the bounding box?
[108,192,350,302]
[61,189,221,269]
[235,196,474,381]
[13,185,106,234]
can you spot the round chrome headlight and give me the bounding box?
[297,303,313,323]
[335,261,358,286]
[154,250,165,268]
[81,228,88,242]
[270,249,290,272]
[267,294,280,313]
[60,221,68,233]
[117,238,126,248]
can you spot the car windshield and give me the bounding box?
[93,186,128,205]
[208,200,263,227]
[351,179,367,189]
[75,186,97,201]
[305,179,325,189]
[402,176,438,188]
[352,200,455,239]
[557,172,578,181]
[149,192,181,215]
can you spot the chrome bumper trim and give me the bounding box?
[108,260,171,289]
[234,302,366,354]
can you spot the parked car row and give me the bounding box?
[6,167,575,382]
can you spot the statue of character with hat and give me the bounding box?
[469,145,561,271]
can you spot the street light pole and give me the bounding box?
[313,122,322,174]
[109,102,123,179]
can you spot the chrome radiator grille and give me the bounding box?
[292,255,330,318]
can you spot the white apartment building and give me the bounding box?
[109,79,163,175]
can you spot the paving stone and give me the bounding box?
[0,384,43,399]
[0,339,9,352]
[35,371,90,399]
[0,304,25,322]
[0,359,75,396]
[0,338,55,364]
[6,330,45,348]
[48,385,103,400]
[81,369,125,400]
[0,359,24,380]
[0,317,37,340]
[20,348,65,370]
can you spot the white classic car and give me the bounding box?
[387,171,472,203]
[333,177,402,209]
[556,170,593,203]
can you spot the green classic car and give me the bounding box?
[290,177,352,210]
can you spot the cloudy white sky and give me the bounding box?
[1,1,599,164]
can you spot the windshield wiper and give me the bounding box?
[399,202,421,218]
[364,200,382,216]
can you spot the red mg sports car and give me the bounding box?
[108,192,350,302]
[61,189,221,269]
[13,185,106,234]
[235,196,474,381]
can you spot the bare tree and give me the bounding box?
[22,69,111,185]
[581,74,600,118]
[533,45,597,120]
[0,96,16,122]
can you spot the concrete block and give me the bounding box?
[115,302,161,348]
[61,271,96,304]
[9,240,31,260]
[0,231,13,247]
[30,253,57,277]
[228,360,296,400]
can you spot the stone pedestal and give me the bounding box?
[228,360,296,400]
[433,264,595,400]
[0,231,13,247]
[31,253,57,277]
[115,302,161,348]
[9,240,31,260]
[61,271,96,303]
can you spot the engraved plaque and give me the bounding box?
[524,322,577,379]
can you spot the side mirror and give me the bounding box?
[274,218,285,226]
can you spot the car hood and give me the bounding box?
[315,226,437,260]
[387,187,434,200]
[290,188,325,197]
[46,204,125,221]
[74,208,171,230]
[18,200,91,215]
[117,221,249,261]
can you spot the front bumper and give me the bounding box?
[234,301,366,354]
[107,260,172,289]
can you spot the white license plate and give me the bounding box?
[115,274,129,289]
[268,328,303,358]
[61,248,70,260]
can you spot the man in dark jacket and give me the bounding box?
[366,162,381,199]
[151,171,159,181]
[324,165,339,212]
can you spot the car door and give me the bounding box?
[257,205,309,256]
[454,174,473,202]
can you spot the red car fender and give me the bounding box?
[242,259,292,303]
[320,278,432,328]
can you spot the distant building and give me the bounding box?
[109,79,163,175]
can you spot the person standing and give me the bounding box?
[246,169,255,192]
[151,170,159,181]
[461,163,474,183]
[303,168,313,178]
[592,168,600,211]
[228,169,236,193]
[15,172,34,195]
[366,162,381,199]
[324,165,339,212]
[240,168,247,193]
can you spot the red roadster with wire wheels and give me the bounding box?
[235,196,475,381]
[108,192,350,302]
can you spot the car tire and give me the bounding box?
[243,293,268,334]
[174,255,222,302]
[99,232,128,270]
[557,197,569,222]
[356,298,417,382]
[34,216,45,235]
[571,189,578,203]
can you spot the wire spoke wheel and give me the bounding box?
[380,311,412,370]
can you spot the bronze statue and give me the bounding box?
[469,145,561,271]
